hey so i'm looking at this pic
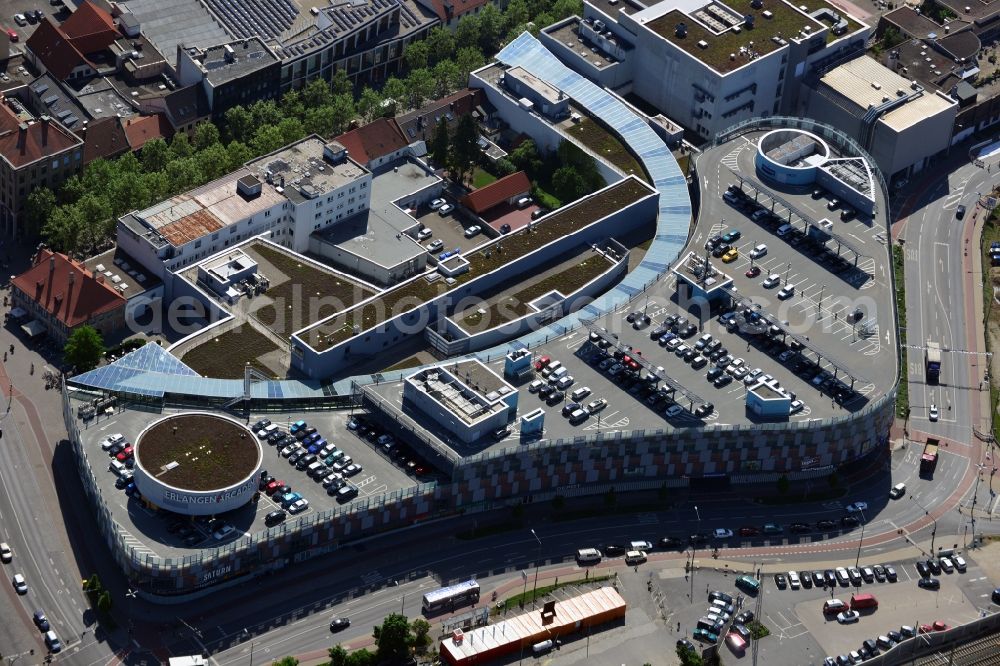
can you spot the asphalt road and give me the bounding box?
[898,157,996,443]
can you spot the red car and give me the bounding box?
[533,355,551,371]
[918,622,947,634]
[116,446,134,461]
[265,479,285,495]
[739,526,759,537]
[746,266,761,278]
[6,29,18,42]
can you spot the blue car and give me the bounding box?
[303,432,322,445]
[308,438,328,454]
[280,492,303,508]
[658,333,677,345]
[289,420,307,434]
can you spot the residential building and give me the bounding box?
[395,88,487,145]
[117,135,371,280]
[10,248,127,343]
[460,171,531,215]
[0,101,84,238]
[174,38,281,120]
[799,55,957,178]
[24,1,120,82]
[123,114,174,151]
[80,116,130,165]
[334,118,411,170]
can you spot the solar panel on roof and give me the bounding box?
[63,115,79,126]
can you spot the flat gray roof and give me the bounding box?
[119,0,233,65]
[245,136,370,206]
[315,160,436,268]
[197,38,279,86]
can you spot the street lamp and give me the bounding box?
[854,508,867,569]
[911,495,937,554]
[530,529,542,609]
[125,587,137,642]
[394,579,405,615]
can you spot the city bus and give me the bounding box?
[421,579,481,615]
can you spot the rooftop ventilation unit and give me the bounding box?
[732,24,741,33]
[871,82,881,90]
[762,9,773,18]
[676,22,687,37]
[751,0,763,8]
[744,14,755,28]
[697,39,709,48]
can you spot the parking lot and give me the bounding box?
[3,0,67,44]
[469,131,896,446]
[79,408,422,558]
[414,202,491,256]
[648,552,993,665]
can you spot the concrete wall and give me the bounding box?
[869,94,956,177]
[539,27,634,91]
[621,17,787,140]
[291,180,658,377]
[402,380,510,444]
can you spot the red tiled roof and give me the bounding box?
[460,171,531,214]
[82,116,128,164]
[124,113,172,151]
[0,101,81,169]
[418,0,491,23]
[26,19,89,80]
[61,0,117,42]
[395,89,485,142]
[11,248,126,329]
[334,118,409,165]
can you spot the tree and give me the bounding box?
[331,68,353,97]
[677,644,704,666]
[357,87,384,123]
[381,77,408,114]
[226,141,254,171]
[65,326,106,372]
[373,613,411,663]
[85,574,102,593]
[223,105,253,143]
[193,122,221,151]
[25,188,56,234]
[140,137,170,173]
[505,0,530,33]
[509,139,542,175]
[42,204,84,253]
[433,59,461,97]
[455,47,485,79]
[425,27,456,66]
[430,117,450,167]
[455,14,481,50]
[249,100,284,131]
[477,3,505,53]
[403,40,430,70]
[411,618,432,650]
[328,646,349,666]
[76,192,115,244]
[552,0,583,19]
[407,68,436,109]
[97,590,112,614]
[168,133,194,160]
[345,649,375,666]
[302,77,336,109]
[197,143,233,181]
[448,114,480,184]
[553,166,587,202]
[271,658,298,666]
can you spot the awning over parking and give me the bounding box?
[20,320,45,337]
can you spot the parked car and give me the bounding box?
[438,203,454,215]
[463,225,481,238]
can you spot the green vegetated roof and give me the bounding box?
[646,0,825,74]
[181,326,279,379]
[567,117,646,179]
[248,243,377,340]
[137,414,259,491]
[458,253,615,330]
[304,178,654,349]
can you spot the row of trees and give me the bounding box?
[34,0,584,255]
[502,138,604,207]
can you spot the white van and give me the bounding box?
[749,243,768,259]
[624,550,647,565]
[570,386,591,401]
[548,366,569,382]
[576,548,602,564]
[258,423,279,439]
[776,223,793,237]
[541,360,562,377]
[108,459,127,476]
